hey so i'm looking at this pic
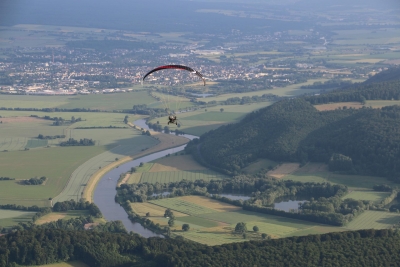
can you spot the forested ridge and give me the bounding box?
[1,228,400,267]
[304,66,400,104]
[186,67,400,179]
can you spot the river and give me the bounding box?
[93,119,197,237]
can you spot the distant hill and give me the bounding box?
[305,67,400,105]
[186,67,400,180]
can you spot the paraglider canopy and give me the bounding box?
[142,64,206,86]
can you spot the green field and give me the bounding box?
[283,171,396,190]
[53,132,158,203]
[140,170,225,184]
[332,29,400,45]
[0,146,107,206]
[0,110,140,128]
[182,111,245,122]
[241,158,278,175]
[343,191,390,202]
[345,211,400,230]
[149,102,273,136]
[150,198,218,215]
[0,91,157,111]
[0,209,36,228]
[175,215,219,228]
[0,118,69,151]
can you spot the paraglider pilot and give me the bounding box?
[168,115,177,125]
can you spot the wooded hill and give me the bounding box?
[186,67,400,180]
[1,227,400,267]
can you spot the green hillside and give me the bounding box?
[186,67,400,179]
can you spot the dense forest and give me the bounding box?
[186,67,400,179]
[1,227,400,267]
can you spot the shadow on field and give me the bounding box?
[375,214,400,225]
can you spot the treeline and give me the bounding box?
[218,93,279,105]
[60,138,95,146]
[37,134,66,139]
[52,199,102,218]
[1,227,400,266]
[0,177,14,181]
[188,98,400,180]
[301,78,353,89]
[19,176,46,185]
[304,80,400,105]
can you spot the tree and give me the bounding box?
[253,225,259,232]
[235,222,247,234]
[182,224,190,231]
[164,126,170,134]
[243,233,247,239]
[164,208,174,218]
[123,115,129,124]
[139,162,144,167]
[168,218,175,227]
[220,108,224,112]
[261,233,267,239]
[146,212,150,217]
[115,158,119,161]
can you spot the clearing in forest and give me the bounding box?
[314,102,363,111]
[267,163,300,179]
[150,154,207,172]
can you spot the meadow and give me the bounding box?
[149,102,273,136]
[284,171,396,190]
[126,154,226,184]
[0,91,156,111]
[0,209,36,228]
[143,196,336,245]
[142,193,400,245]
[0,110,159,206]
[0,146,107,206]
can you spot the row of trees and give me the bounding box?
[0,177,14,181]
[19,176,46,185]
[52,199,102,218]
[60,138,95,146]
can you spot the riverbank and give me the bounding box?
[83,127,190,202]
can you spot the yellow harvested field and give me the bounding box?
[180,196,241,212]
[35,213,66,224]
[150,155,207,172]
[314,102,363,111]
[131,202,188,217]
[268,163,300,179]
[296,163,328,173]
